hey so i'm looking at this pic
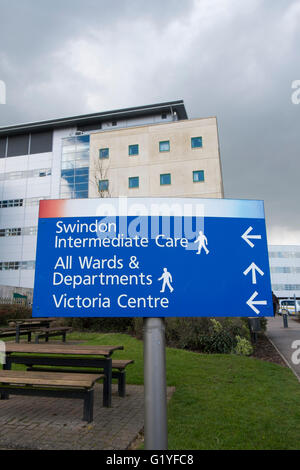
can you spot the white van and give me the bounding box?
[279,299,300,316]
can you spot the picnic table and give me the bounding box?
[3,343,124,407]
[7,318,56,343]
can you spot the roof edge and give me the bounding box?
[0,100,188,136]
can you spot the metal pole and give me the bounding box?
[294,293,297,316]
[143,317,168,450]
[283,312,288,328]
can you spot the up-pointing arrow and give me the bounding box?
[243,262,264,284]
[247,291,267,315]
[242,226,262,248]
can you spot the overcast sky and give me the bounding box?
[0,0,299,245]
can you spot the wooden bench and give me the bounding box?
[27,359,134,397]
[0,328,34,342]
[34,327,72,343]
[0,370,103,422]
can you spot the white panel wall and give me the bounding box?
[269,245,300,298]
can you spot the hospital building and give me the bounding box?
[0,100,224,290]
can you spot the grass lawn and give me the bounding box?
[5,331,300,450]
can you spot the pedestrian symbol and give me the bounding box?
[158,268,174,293]
[194,230,209,255]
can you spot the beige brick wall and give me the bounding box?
[89,117,224,199]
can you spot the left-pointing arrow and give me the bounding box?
[247,291,267,315]
[243,262,264,284]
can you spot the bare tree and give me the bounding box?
[90,156,111,198]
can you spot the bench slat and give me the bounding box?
[27,359,134,371]
[0,371,103,388]
[112,360,134,369]
[37,327,72,333]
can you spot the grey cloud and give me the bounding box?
[0,0,299,243]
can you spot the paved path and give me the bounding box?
[267,315,300,380]
[0,383,175,450]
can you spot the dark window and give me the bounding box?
[159,141,170,152]
[0,137,6,158]
[160,173,171,185]
[112,120,117,126]
[191,136,203,148]
[193,170,205,182]
[161,113,167,119]
[7,134,29,157]
[30,131,53,154]
[99,148,109,159]
[129,144,139,156]
[129,176,139,188]
[99,179,109,192]
[77,123,102,132]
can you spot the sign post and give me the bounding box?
[32,197,274,450]
[144,317,168,450]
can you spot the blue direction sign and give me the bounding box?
[32,197,274,318]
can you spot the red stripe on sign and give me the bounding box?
[39,200,67,218]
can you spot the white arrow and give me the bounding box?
[247,291,267,315]
[243,262,264,284]
[241,226,262,248]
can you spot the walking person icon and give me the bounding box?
[158,268,174,293]
[194,230,209,255]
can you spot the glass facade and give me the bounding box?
[60,135,90,199]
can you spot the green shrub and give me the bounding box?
[0,304,32,326]
[133,317,252,354]
[234,335,253,356]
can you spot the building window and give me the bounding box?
[191,136,203,148]
[30,131,53,155]
[193,170,205,183]
[99,179,109,192]
[160,173,171,185]
[39,169,51,177]
[0,228,21,237]
[129,176,139,189]
[159,141,170,152]
[112,120,117,126]
[60,135,90,200]
[99,148,109,159]
[129,144,139,156]
[161,113,167,119]
[0,260,35,271]
[0,199,23,208]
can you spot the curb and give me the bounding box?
[266,332,300,383]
